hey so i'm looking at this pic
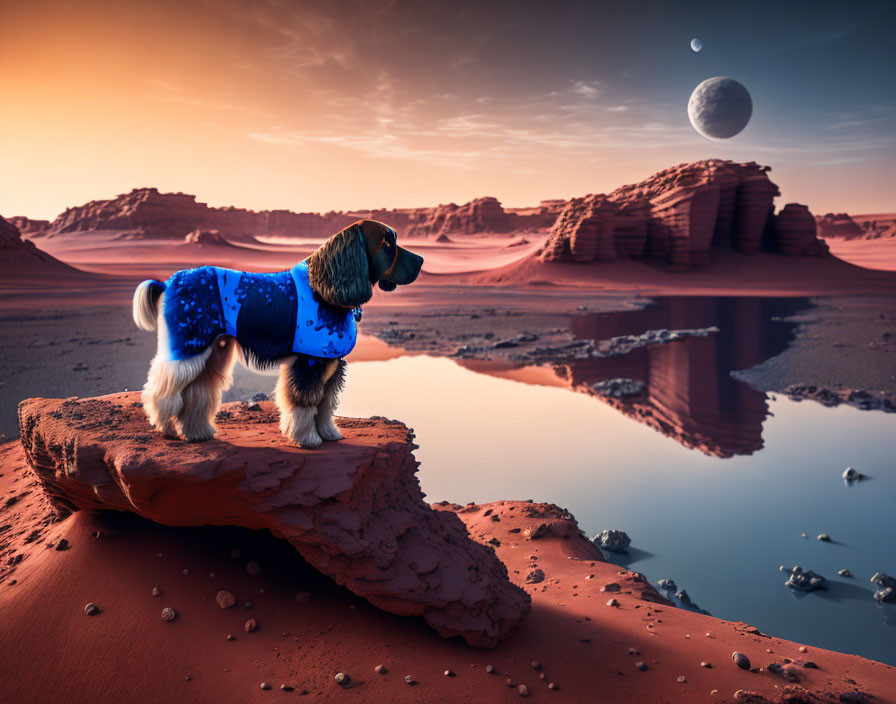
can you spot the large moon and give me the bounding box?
[690,38,702,52]
[687,76,752,139]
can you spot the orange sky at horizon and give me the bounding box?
[2,0,893,221]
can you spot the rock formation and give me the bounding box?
[773,204,828,256]
[0,215,78,275]
[6,216,51,236]
[183,229,232,247]
[17,393,530,647]
[45,188,358,241]
[539,160,828,267]
[815,213,863,239]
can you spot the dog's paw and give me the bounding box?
[182,426,216,442]
[316,419,343,442]
[292,430,323,449]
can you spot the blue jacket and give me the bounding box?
[161,262,358,361]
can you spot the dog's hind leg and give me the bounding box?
[315,359,346,442]
[141,294,212,437]
[275,355,328,449]
[177,337,237,442]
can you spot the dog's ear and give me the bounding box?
[307,223,373,307]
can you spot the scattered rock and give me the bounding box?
[677,675,686,683]
[404,675,415,685]
[246,561,261,576]
[280,684,293,691]
[870,572,896,603]
[657,578,677,592]
[374,665,386,675]
[55,538,69,551]
[226,634,235,641]
[334,673,350,686]
[842,467,864,481]
[817,533,832,542]
[601,583,620,593]
[443,670,454,677]
[785,566,826,592]
[486,665,495,674]
[84,603,99,616]
[151,585,162,597]
[260,682,271,691]
[530,661,540,669]
[591,529,631,552]
[525,569,545,584]
[244,618,257,633]
[732,652,751,670]
[700,661,711,668]
[838,569,853,578]
[161,607,177,622]
[635,661,647,671]
[518,684,530,696]
[606,598,619,607]
[216,590,236,609]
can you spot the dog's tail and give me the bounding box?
[132,280,165,331]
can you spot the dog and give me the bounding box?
[132,219,423,448]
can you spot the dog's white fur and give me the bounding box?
[136,289,338,447]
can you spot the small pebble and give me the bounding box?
[817,533,831,542]
[374,665,386,675]
[530,660,540,670]
[161,607,176,621]
[548,682,557,690]
[838,569,853,578]
[799,646,808,653]
[226,634,235,641]
[518,684,530,697]
[506,678,514,687]
[216,591,236,609]
[84,603,99,616]
[334,672,349,686]
[245,618,257,633]
[151,585,162,597]
[246,561,261,575]
[404,675,415,685]
[628,648,639,655]
[677,675,686,683]
[245,602,253,609]
[732,652,751,670]
[260,682,271,690]
[606,598,619,607]
[801,533,808,539]
[700,662,712,668]
[486,665,495,674]
[280,684,293,691]
[185,675,192,681]
[443,669,454,677]
[635,661,647,671]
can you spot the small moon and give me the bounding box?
[690,38,702,52]
[687,76,752,140]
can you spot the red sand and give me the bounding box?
[1,441,893,704]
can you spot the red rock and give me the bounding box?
[774,204,828,257]
[17,393,530,647]
[216,591,236,609]
[6,216,52,237]
[539,160,826,267]
[183,229,232,247]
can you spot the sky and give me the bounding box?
[1,0,894,220]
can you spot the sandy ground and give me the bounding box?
[1,443,894,704]
[826,238,896,272]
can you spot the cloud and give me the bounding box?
[572,80,600,99]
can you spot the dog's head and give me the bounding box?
[307,220,423,308]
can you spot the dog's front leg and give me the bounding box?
[316,359,346,442]
[275,356,326,449]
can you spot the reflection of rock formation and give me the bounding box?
[557,297,810,457]
[539,160,828,268]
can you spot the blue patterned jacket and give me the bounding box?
[160,262,358,362]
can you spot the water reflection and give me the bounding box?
[465,297,812,457]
